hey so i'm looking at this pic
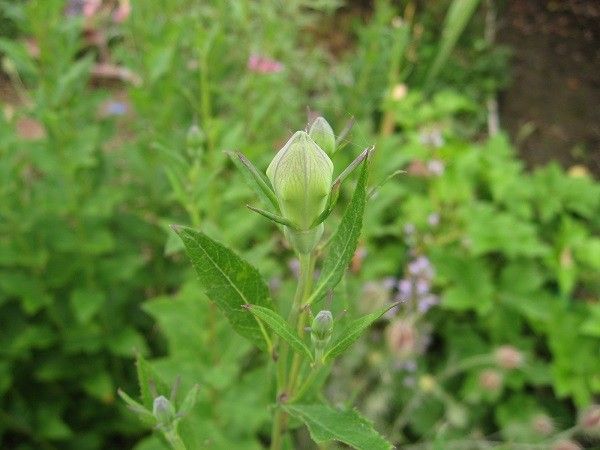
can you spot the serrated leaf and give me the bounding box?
[284,404,392,450]
[245,304,312,361]
[324,303,399,362]
[307,158,369,306]
[173,226,273,350]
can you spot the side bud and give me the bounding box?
[309,116,336,155]
[186,124,205,160]
[153,395,176,427]
[311,310,333,361]
[267,131,333,253]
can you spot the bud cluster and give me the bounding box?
[234,116,368,255]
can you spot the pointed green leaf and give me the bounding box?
[324,303,400,362]
[227,151,279,211]
[117,389,157,427]
[284,404,392,450]
[332,146,372,188]
[173,225,273,350]
[178,384,200,417]
[245,305,313,361]
[307,157,369,306]
[425,0,481,86]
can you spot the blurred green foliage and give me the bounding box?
[0,0,598,449]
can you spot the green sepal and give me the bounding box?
[226,150,280,211]
[247,205,299,230]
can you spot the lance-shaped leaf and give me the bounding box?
[323,303,401,362]
[118,389,157,427]
[284,404,392,450]
[226,150,279,211]
[244,304,313,361]
[173,225,273,350]
[332,146,372,188]
[367,169,405,200]
[246,205,299,230]
[178,384,200,417]
[306,156,369,306]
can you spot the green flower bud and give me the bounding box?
[311,310,333,350]
[186,124,205,159]
[267,131,333,252]
[152,395,176,426]
[309,117,336,155]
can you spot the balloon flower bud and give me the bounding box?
[152,395,176,426]
[311,310,333,360]
[267,131,333,253]
[309,116,336,155]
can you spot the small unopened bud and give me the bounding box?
[495,345,523,369]
[478,369,502,392]
[186,124,205,159]
[311,310,333,355]
[531,414,554,436]
[153,396,176,425]
[551,439,582,450]
[309,117,336,155]
[579,404,600,436]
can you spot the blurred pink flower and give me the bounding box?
[113,0,131,23]
[247,54,284,74]
[83,0,101,18]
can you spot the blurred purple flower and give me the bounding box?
[408,256,434,279]
[288,258,300,278]
[403,223,415,236]
[415,278,430,296]
[248,54,284,74]
[398,278,413,299]
[418,294,439,313]
[427,159,445,176]
[427,212,440,227]
[382,276,397,290]
[419,128,444,148]
[401,360,417,372]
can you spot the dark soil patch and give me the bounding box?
[498,0,600,176]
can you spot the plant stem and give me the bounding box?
[165,428,187,450]
[287,253,313,393]
[270,252,314,450]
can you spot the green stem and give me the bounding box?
[270,252,314,450]
[291,362,323,402]
[287,254,314,393]
[164,428,187,450]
